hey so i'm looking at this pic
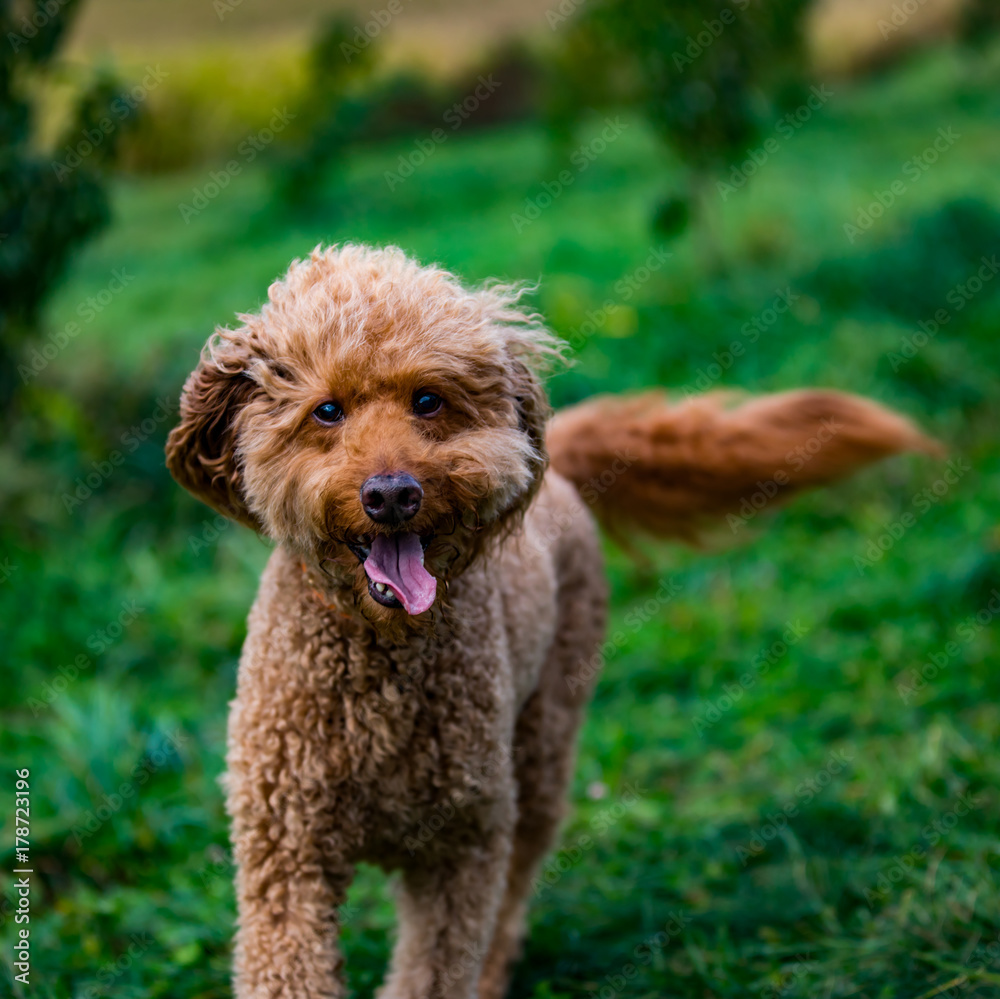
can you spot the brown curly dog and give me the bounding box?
[165,245,937,999]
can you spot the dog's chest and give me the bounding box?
[237,551,524,859]
[340,665,514,866]
[323,597,516,820]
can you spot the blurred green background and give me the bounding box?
[2,0,1000,995]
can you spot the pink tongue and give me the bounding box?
[364,533,437,615]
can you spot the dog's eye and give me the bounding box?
[413,391,443,417]
[313,401,345,425]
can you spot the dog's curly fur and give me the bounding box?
[166,244,938,999]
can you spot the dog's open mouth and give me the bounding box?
[348,534,436,615]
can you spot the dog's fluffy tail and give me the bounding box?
[546,389,942,543]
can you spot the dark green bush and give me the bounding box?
[549,0,814,241]
[0,0,122,406]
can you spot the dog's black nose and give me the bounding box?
[361,472,423,524]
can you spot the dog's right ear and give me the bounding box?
[508,353,551,487]
[165,343,261,530]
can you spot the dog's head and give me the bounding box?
[166,245,558,625]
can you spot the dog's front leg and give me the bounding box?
[380,813,515,999]
[227,763,354,999]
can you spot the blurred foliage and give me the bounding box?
[44,0,1000,186]
[962,0,1000,45]
[93,24,544,187]
[272,22,542,208]
[113,47,306,174]
[551,0,815,242]
[805,197,1000,327]
[270,16,380,206]
[0,0,126,406]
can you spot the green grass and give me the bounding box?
[4,44,1000,999]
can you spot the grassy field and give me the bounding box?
[3,41,1000,999]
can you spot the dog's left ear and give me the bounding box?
[508,352,551,493]
[165,341,262,531]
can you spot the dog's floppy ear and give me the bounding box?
[165,339,262,531]
[508,352,551,494]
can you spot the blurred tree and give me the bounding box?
[271,15,379,207]
[0,0,126,407]
[960,0,1000,44]
[542,16,639,162]
[274,23,543,210]
[554,0,814,250]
